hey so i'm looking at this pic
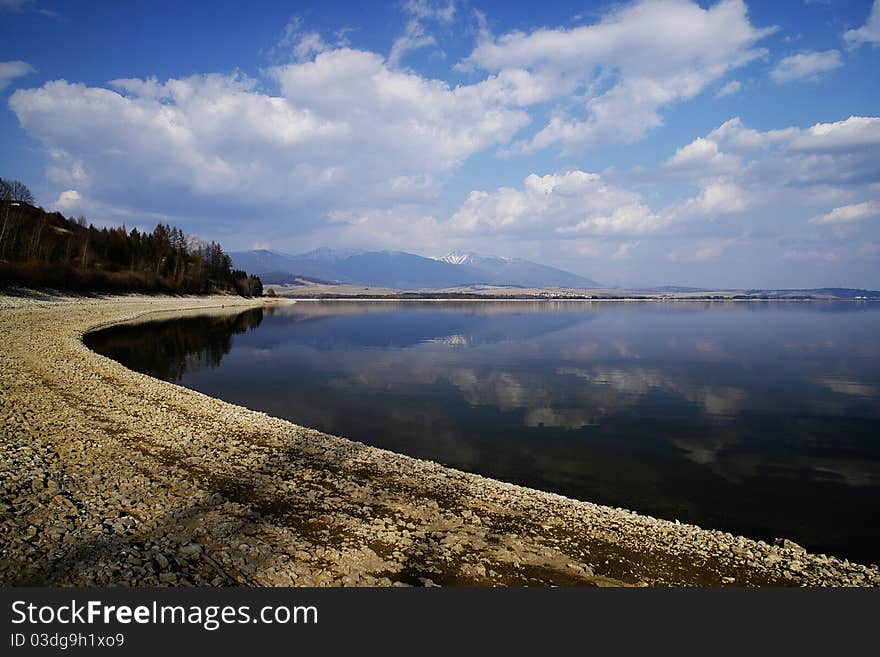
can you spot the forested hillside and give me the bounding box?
[0,179,262,296]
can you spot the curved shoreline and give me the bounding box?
[1,293,877,586]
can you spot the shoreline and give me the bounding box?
[1,293,878,586]
[274,296,873,302]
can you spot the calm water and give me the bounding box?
[85,301,880,563]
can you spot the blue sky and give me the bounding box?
[2,0,879,288]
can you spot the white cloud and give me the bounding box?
[0,60,34,91]
[770,49,842,83]
[389,20,438,67]
[390,1,456,67]
[695,115,880,190]
[706,116,798,149]
[50,189,82,213]
[269,49,528,171]
[665,137,740,172]
[293,32,329,60]
[670,181,749,219]
[10,52,528,221]
[464,0,774,153]
[448,112,880,247]
[790,116,880,152]
[403,0,455,23]
[715,80,742,98]
[647,115,880,264]
[844,0,880,49]
[272,16,336,62]
[448,170,660,236]
[810,201,880,225]
[446,170,752,239]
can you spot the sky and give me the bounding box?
[1,0,879,288]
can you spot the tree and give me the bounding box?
[0,181,260,296]
[0,178,34,204]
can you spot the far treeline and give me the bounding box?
[0,178,262,296]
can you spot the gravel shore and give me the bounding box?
[1,293,878,587]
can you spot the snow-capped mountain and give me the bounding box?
[437,251,509,267]
[434,251,598,288]
[437,251,485,266]
[230,248,598,289]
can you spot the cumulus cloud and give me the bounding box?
[9,53,528,222]
[446,170,751,239]
[51,189,82,213]
[665,137,740,172]
[844,0,880,49]
[687,115,880,190]
[464,0,774,153]
[770,50,842,83]
[705,116,798,149]
[670,181,749,219]
[789,116,880,152]
[448,171,659,236]
[665,116,880,240]
[0,60,34,91]
[449,112,880,249]
[810,201,880,225]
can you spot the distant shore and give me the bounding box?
[1,292,878,586]
[266,283,880,302]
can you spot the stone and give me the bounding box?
[178,543,203,556]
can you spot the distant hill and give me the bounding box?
[230,248,598,290]
[257,272,337,286]
[225,249,358,283]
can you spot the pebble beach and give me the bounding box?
[1,293,878,587]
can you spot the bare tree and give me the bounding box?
[0,178,34,204]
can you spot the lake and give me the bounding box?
[85,300,880,563]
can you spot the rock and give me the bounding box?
[774,538,805,552]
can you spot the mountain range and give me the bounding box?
[229,248,599,290]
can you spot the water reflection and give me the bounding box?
[85,308,265,381]
[86,301,880,562]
